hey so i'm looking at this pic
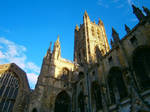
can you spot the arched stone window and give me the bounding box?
[78,91,85,112]
[132,46,150,90]
[107,67,127,104]
[91,81,102,111]
[61,68,69,81]
[78,72,84,80]
[63,68,69,75]
[54,91,71,112]
[0,72,19,112]
[95,46,102,59]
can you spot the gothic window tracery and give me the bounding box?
[0,72,19,112]
[107,67,128,104]
[61,68,69,81]
[132,46,150,90]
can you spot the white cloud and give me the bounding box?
[97,0,127,9]
[98,0,109,8]
[27,73,38,89]
[116,4,125,8]
[0,51,5,59]
[0,37,40,89]
[27,62,40,73]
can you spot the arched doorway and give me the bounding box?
[32,108,37,112]
[91,81,102,112]
[78,91,85,112]
[132,46,150,90]
[54,91,71,112]
[107,67,128,104]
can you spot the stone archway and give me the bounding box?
[107,67,128,104]
[32,108,37,112]
[54,91,71,112]
[132,46,150,90]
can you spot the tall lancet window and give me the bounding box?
[0,72,19,112]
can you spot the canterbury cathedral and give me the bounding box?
[0,5,150,112]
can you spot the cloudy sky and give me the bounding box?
[0,0,150,89]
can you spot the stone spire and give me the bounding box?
[53,35,61,59]
[48,42,52,52]
[132,4,145,21]
[98,18,103,26]
[142,6,150,16]
[83,10,90,24]
[75,24,79,31]
[112,27,120,43]
[45,42,52,58]
[110,38,115,48]
[84,10,89,17]
[55,35,60,45]
[94,19,96,24]
[125,24,131,34]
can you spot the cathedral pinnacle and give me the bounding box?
[112,27,120,43]
[52,35,61,59]
[48,42,52,52]
[132,4,145,21]
[56,35,60,44]
[142,6,150,16]
[45,41,52,57]
[94,20,96,24]
[110,39,114,47]
[98,18,103,26]
[75,24,79,31]
[125,24,131,34]
[84,10,89,17]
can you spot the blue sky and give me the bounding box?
[0,0,150,89]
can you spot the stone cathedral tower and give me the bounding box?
[74,11,110,64]
[26,5,150,112]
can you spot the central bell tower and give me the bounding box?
[74,11,110,65]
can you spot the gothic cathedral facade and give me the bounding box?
[0,5,150,112]
[28,5,150,112]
